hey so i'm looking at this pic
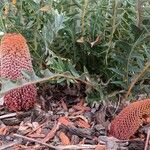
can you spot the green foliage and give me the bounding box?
[0,0,150,100]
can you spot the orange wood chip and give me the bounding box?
[77,99,84,106]
[70,110,84,116]
[73,105,90,111]
[58,116,72,126]
[79,138,85,144]
[72,99,90,113]
[76,119,90,128]
[42,122,60,143]
[61,99,68,110]
[59,131,71,145]
[28,133,45,138]
[0,127,8,135]
[95,144,105,150]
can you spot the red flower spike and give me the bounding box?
[109,99,150,140]
[0,33,37,111]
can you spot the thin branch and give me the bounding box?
[125,61,150,99]
[13,133,101,150]
[105,0,119,64]
[57,144,98,150]
[144,129,150,150]
[0,113,17,120]
[136,0,142,28]
[0,141,19,150]
[81,0,88,37]
[13,134,56,149]
[0,73,95,96]
[27,121,48,136]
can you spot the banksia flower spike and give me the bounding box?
[0,33,37,111]
[109,99,150,140]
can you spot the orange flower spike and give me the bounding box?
[109,99,150,140]
[0,33,37,111]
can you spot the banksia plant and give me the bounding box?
[109,99,150,140]
[0,33,37,111]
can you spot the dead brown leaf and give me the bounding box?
[77,37,84,43]
[27,122,46,136]
[90,36,101,47]
[39,5,52,12]
[18,121,40,135]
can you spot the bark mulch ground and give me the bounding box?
[0,83,149,150]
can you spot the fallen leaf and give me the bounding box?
[90,36,101,47]
[77,37,84,43]
[42,122,60,142]
[40,5,52,12]
[27,122,46,136]
[18,122,31,134]
[31,122,42,135]
[18,121,40,135]
[59,131,71,145]
[32,122,40,130]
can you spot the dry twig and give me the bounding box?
[0,141,19,150]
[0,113,17,120]
[13,133,101,150]
[125,61,150,99]
[144,129,150,150]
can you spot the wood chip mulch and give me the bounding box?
[0,83,149,150]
